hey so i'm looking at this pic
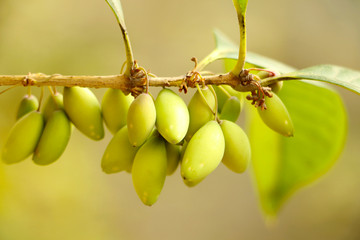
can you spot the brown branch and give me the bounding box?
[0,72,282,94]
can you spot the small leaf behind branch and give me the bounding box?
[248,80,347,216]
[270,65,360,95]
[105,0,126,28]
[232,0,248,16]
[202,30,294,73]
[105,0,134,75]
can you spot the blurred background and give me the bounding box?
[0,0,359,239]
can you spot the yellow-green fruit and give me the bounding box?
[132,134,167,206]
[220,96,241,122]
[155,89,189,144]
[33,110,71,165]
[42,93,64,122]
[102,89,133,134]
[213,85,229,113]
[256,70,282,93]
[222,85,244,104]
[258,93,294,137]
[180,140,204,186]
[101,126,139,174]
[2,111,44,164]
[16,94,39,120]
[127,93,156,147]
[180,140,188,161]
[165,142,181,176]
[185,86,215,141]
[63,87,104,140]
[181,120,225,183]
[269,81,283,94]
[220,120,250,173]
[183,177,204,187]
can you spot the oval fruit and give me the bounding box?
[42,93,64,122]
[127,93,156,147]
[183,177,204,187]
[2,111,44,164]
[132,134,167,206]
[220,96,241,122]
[222,85,244,105]
[220,120,251,173]
[213,85,229,113]
[101,126,139,174]
[181,120,225,183]
[185,86,215,140]
[165,142,181,176]
[269,81,283,94]
[155,88,189,144]
[16,94,39,120]
[256,70,282,93]
[257,93,294,137]
[102,89,133,134]
[63,87,104,140]
[33,110,71,165]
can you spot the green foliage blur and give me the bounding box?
[0,0,359,239]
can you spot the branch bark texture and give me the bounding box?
[0,72,283,94]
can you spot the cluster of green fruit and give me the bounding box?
[1,71,294,206]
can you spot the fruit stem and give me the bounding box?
[217,85,232,98]
[208,85,219,121]
[120,61,127,74]
[0,85,18,95]
[37,87,44,112]
[195,84,216,117]
[27,86,31,96]
[48,86,55,96]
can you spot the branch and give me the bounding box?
[0,72,285,94]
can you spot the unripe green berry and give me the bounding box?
[16,94,39,120]
[127,93,156,147]
[181,120,225,184]
[220,96,241,122]
[102,89,133,134]
[258,93,294,137]
[2,111,44,164]
[220,120,250,173]
[185,86,215,141]
[42,93,64,122]
[155,88,189,144]
[101,126,139,174]
[63,87,104,140]
[33,110,71,165]
[165,142,181,176]
[132,133,167,206]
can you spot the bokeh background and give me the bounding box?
[0,0,359,239]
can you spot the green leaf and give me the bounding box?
[213,29,237,53]
[232,0,248,16]
[105,0,134,76]
[201,30,295,73]
[195,29,237,71]
[105,0,126,28]
[215,30,360,94]
[245,52,296,73]
[248,81,347,216]
[270,65,360,95]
